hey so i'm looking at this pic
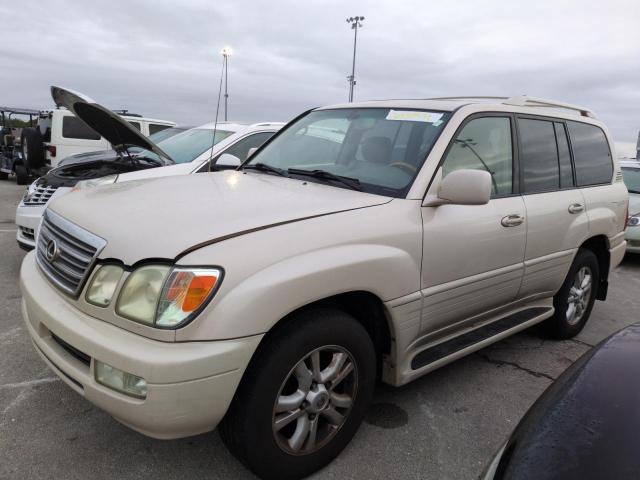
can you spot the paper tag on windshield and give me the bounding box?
[386,110,443,123]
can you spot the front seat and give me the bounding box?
[361,136,392,165]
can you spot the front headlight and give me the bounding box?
[629,213,640,227]
[96,264,222,328]
[73,174,118,191]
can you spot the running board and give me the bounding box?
[411,307,552,370]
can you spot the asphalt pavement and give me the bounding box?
[1,181,639,479]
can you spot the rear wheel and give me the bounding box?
[220,308,376,480]
[545,249,599,339]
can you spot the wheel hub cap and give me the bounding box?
[566,266,593,325]
[272,345,358,455]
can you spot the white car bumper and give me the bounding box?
[15,187,71,250]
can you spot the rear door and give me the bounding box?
[516,117,588,299]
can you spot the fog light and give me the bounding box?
[95,361,147,399]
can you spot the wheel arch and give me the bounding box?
[579,234,610,300]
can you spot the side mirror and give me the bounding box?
[216,153,242,168]
[423,169,492,207]
[246,147,258,160]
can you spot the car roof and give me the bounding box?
[620,159,640,168]
[194,121,284,133]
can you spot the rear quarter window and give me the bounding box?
[567,121,613,186]
[61,116,101,140]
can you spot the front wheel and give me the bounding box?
[220,308,376,480]
[14,164,30,185]
[545,249,599,339]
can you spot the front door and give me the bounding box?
[420,115,526,336]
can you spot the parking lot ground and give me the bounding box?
[1,181,639,480]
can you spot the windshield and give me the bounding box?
[622,167,640,193]
[245,108,451,196]
[135,128,234,164]
[148,127,186,143]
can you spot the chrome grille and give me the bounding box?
[23,184,59,206]
[36,210,106,297]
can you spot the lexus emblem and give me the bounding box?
[45,239,59,262]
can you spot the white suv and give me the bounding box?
[20,96,628,479]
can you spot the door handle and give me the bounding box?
[568,203,585,214]
[501,214,524,227]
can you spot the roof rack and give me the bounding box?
[427,96,597,119]
[112,109,142,118]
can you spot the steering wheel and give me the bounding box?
[389,161,417,175]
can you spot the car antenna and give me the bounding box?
[208,53,226,172]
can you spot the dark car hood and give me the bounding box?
[40,150,160,188]
[50,86,173,162]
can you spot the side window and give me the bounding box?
[442,116,513,198]
[554,122,574,189]
[61,116,101,140]
[218,132,275,162]
[566,121,613,186]
[518,118,559,193]
[128,122,141,131]
[149,123,171,135]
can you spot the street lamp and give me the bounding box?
[220,46,232,121]
[346,16,364,102]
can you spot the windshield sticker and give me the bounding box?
[386,110,443,123]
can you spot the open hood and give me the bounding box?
[50,86,173,163]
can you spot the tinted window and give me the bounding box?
[518,118,559,193]
[61,117,100,140]
[128,122,141,131]
[554,122,574,188]
[218,132,275,162]
[442,116,513,197]
[622,167,640,193]
[567,121,613,186]
[149,123,171,135]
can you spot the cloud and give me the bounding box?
[1,0,639,141]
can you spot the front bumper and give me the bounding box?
[20,252,262,439]
[626,227,640,254]
[15,201,44,250]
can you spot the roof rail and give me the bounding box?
[250,122,286,127]
[427,95,597,119]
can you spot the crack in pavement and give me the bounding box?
[567,338,595,348]
[0,377,59,390]
[475,352,555,381]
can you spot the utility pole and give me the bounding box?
[346,16,364,102]
[220,47,232,121]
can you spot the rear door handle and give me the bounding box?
[568,203,585,214]
[501,214,524,227]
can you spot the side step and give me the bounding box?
[411,307,552,370]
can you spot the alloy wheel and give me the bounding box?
[272,345,358,455]
[566,266,593,325]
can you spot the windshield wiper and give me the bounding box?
[243,162,287,177]
[628,189,640,194]
[287,168,362,191]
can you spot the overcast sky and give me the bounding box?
[2,0,639,146]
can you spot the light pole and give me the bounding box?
[346,16,364,102]
[220,46,232,121]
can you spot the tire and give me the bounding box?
[544,249,599,339]
[20,128,45,169]
[220,308,376,480]
[0,171,7,180]
[14,164,30,185]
